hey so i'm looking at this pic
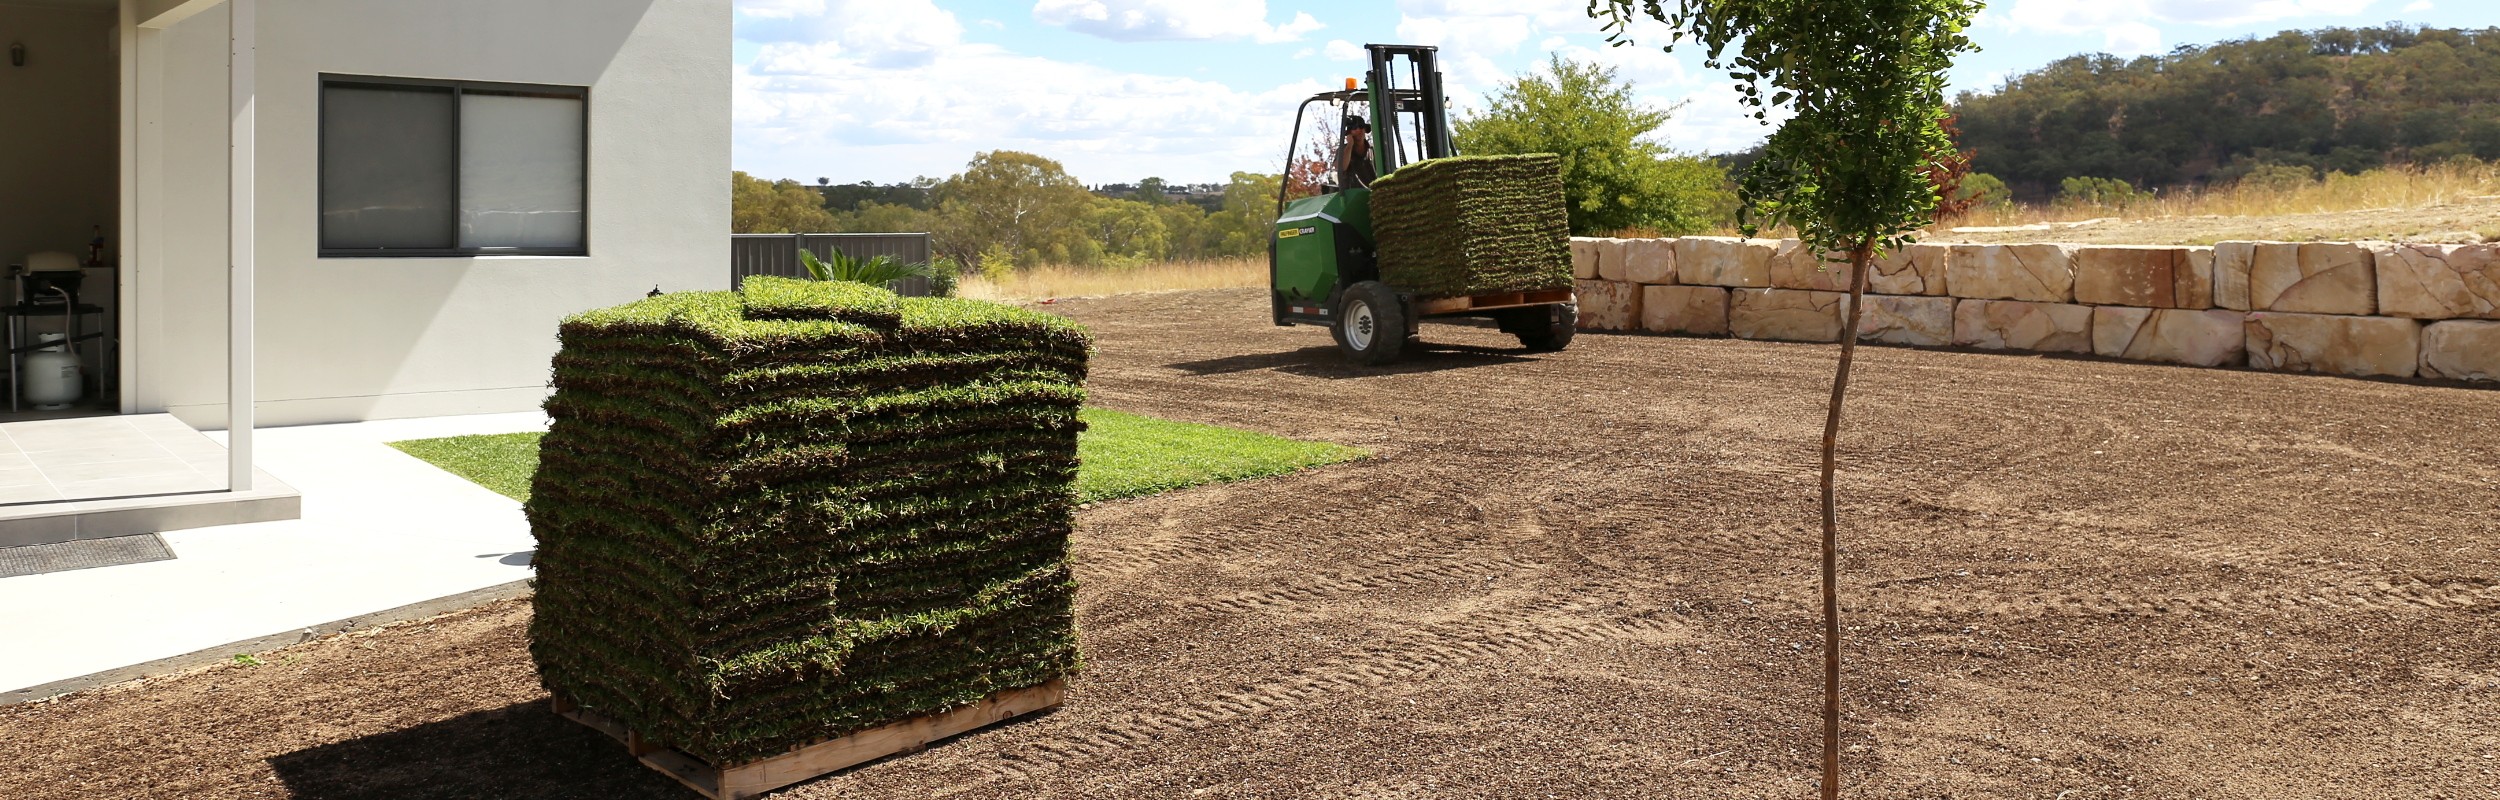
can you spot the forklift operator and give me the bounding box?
[1338,117,1375,190]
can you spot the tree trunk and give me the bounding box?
[1821,236,1877,800]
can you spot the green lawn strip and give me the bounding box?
[388,432,543,502]
[387,409,1365,505]
[1072,408,1365,504]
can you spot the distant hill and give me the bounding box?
[1953,25,2500,199]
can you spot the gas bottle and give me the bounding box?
[24,333,82,410]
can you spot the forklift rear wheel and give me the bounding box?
[1508,303,1577,352]
[1332,282,1409,365]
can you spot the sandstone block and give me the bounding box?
[1622,238,1678,285]
[1728,289,1845,342]
[1855,295,1955,347]
[2245,312,2421,378]
[2375,243,2500,320]
[1641,285,1729,335]
[2250,242,2375,315]
[2213,241,2257,311]
[2074,246,2211,309]
[2419,320,2500,381]
[1673,236,1775,288]
[1575,280,1643,331]
[1569,238,1601,280]
[1594,238,1633,282]
[1948,244,2075,303]
[2091,307,2247,367]
[1769,239,1855,292]
[2420,318,2500,380]
[1869,243,1950,296]
[2181,247,2217,309]
[1953,299,2093,353]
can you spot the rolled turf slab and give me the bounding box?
[526,277,1089,766]
[1370,153,1575,300]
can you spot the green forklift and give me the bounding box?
[1268,43,1578,365]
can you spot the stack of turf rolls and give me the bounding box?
[1369,153,1574,299]
[527,276,1090,766]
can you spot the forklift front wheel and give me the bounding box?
[1331,281,1409,365]
[1508,303,1577,352]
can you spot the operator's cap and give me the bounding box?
[1345,116,1371,131]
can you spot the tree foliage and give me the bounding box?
[1955,25,2500,197]
[934,150,1096,266]
[1454,55,1733,236]
[731,171,839,234]
[1595,1,1980,256]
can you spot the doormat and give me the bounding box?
[0,535,175,579]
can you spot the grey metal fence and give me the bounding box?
[730,233,937,296]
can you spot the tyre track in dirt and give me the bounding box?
[1861,575,2500,619]
[972,590,1689,786]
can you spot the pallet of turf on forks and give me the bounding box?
[527,277,1089,799]
[1368,152,1574,300]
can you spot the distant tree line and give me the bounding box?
[734,153,1285,274]
[1954,25,2500,199]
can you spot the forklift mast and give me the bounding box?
[1364,44,1455,181]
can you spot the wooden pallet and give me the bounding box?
[1415,288,1576,316]
[553,680,1065,800]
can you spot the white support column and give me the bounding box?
[227,0,255,491]
[118,0,139,414]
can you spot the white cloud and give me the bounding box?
[735,0,823,20]
[1322,39,1367,62]
[1393,0,1696,117]
[2001,0,2379,34]
[737,0,1325,183]
[2402,0,2432,10]
[2104,21,2166,55]
[1031,0,1325,44]
[736,0,960,68]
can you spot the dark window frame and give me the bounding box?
[318,74,591,259]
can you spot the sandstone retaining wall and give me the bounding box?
[1565,235,2499,385]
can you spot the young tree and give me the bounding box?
[1454,55,1734,235]
[935,151,1095,266]
[1587,2,1981,797]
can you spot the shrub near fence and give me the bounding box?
[527,277,1090,766]
[732,233,937,296]
[1570,236,2500,383]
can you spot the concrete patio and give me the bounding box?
[0,411,547,701]
[0,415,301,548]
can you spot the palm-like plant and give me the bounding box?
[800,248,935,287]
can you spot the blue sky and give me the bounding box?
[732,0,2487,187]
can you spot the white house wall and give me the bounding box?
[133,0,729,428]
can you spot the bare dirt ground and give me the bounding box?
[1930,197,2500,245]
[5,287,2498,799]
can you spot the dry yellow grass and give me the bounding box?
[1618,161,2500,245]
[958,257,1267,301]
[1943,161,2500,230]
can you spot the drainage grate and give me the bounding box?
[0,535,176,579]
